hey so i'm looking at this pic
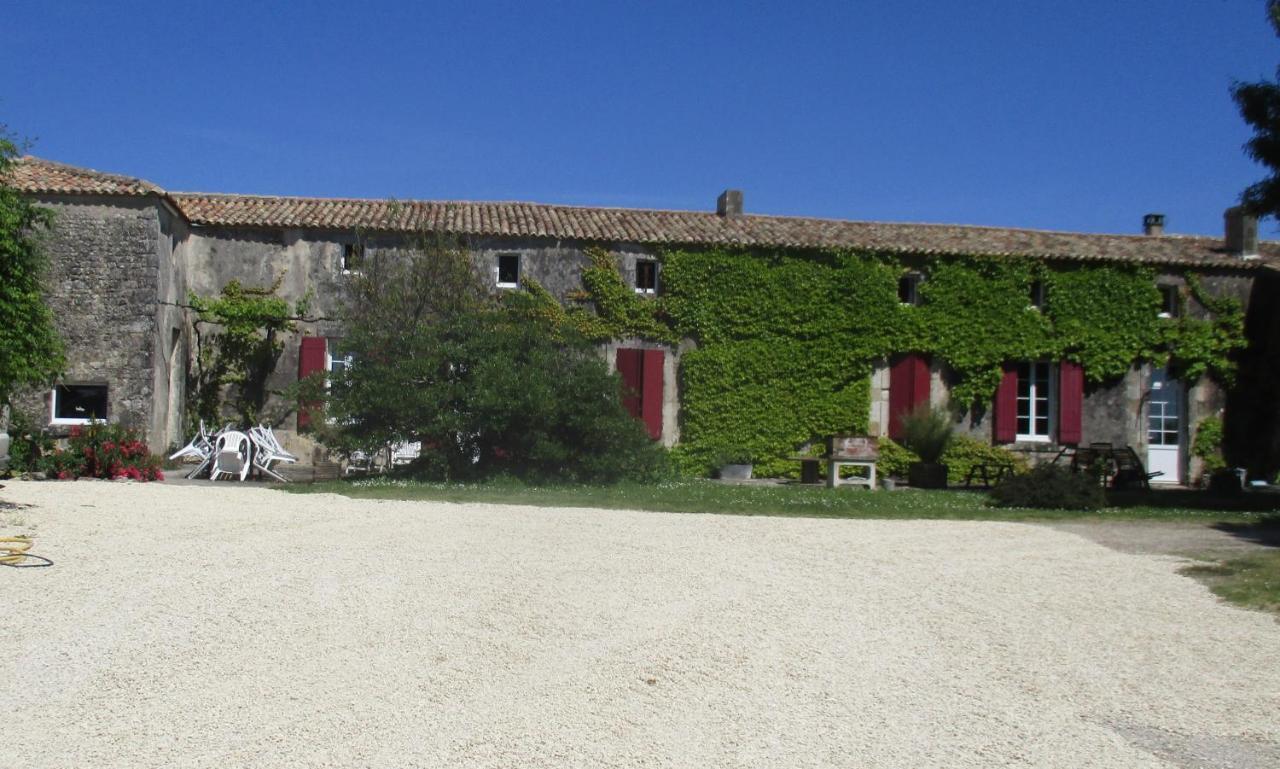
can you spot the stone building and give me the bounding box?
[7,156,1280,484]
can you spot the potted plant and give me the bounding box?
[716,449,754,481]
[899,404,953,489]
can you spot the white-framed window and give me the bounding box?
[50,384,108,425]
[1016,362,1055,441]
[342,243,364,274]
[635,259,658,294]
[325,339,353,378]
[1157,284,1180,318]
[496,253,520,288]
[898,272,923,305]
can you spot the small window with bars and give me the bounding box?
[1029,279,1046,310]
[898,272,923,305]
[342,243,365,273]
[497,254,521,288]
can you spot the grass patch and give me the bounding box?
[1182,551,1280,617]
[282,477,1279,523]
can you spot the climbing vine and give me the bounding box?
[532,246,1247,476]
[187,276,311,430]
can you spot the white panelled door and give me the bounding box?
[1147,368,1183,485]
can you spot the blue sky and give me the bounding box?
[5,1,1279,236]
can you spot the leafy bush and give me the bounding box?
[876,438,918,478]
[10,421,162,481]
[1192,416,1226,477]
[989,464,1105,510]
[68,422,163,481]
[940,436,1030,484]
[898,405,953,463]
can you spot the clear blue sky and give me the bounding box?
[5,1,1279,236]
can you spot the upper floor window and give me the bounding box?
[1157,284,1180,318]
[326,339,353,376]
[635,260,658,294]
[342,243,364,274]
[497,253,521,288]
[1016,362,1055,442]
[51,384,108,425]
[898,272,923,305]
[1029,279,1046,310]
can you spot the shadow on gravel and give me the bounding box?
[1211,516,1280,549]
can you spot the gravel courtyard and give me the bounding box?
[2,481,1278,768]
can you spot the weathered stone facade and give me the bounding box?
[9,156,1280,483]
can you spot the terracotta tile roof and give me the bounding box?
[5,156,163,197]
[7,156,1278,269]
[171,192,1280,269]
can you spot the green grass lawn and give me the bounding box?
[1182,551,1280,616]
[283,476,1280,523]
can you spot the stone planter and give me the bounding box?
[719,463,753,481]
[908,461,948,489]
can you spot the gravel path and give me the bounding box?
[2,480,1278,768]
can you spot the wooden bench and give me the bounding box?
[962,462,1014,489]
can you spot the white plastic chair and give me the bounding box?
[169,421,216,479]
[391,441,421,466]
[210,431,252,481]
[248,425,297,482]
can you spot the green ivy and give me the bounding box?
[538,246,1246,476]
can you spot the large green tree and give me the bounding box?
[1233,1,1280,217]
[318,229,666,483]
[0,130,63,407]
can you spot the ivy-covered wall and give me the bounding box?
[542,246,1249,477]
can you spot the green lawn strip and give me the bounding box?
[1181,551,1280,617]
[282,478,1276,523]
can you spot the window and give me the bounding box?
[51,384,108,425]
[898,272,923,305]
[1016,362,1055,441]
[1029,280,1046,310]
[325,339,353,377]
[497,254,520,287]
[635,260,658,294]
[342,243,364,273]
[1157,284,1180,318]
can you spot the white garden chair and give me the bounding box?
[391,441,421,466]
[248,425,297,482]
[210,430,252,481]
[169,421,216,479]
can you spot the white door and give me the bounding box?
[1147,368,1182,485]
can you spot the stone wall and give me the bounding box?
[12,195,168,447]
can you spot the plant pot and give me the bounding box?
[719,463,753,481]
[0,429,9,473]
[908,461,948,489]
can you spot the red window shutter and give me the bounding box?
[1058,360,1084,445]
[888,353,930,440]
[641,349,664,440]
[616,348,642,419]
[297,336,327,431]
[993,363,1018,443]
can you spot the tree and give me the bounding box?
[1233,1,1280,218]
[0,129,64,408]
[319,228,667,483]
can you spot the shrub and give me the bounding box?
[898,405,953,463]
[940,436,1030,485]
[1192,416,1226,478]
[68,422,164,481]
[876,438,918,478]
[989,464,1105,510]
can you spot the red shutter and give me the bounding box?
[641,349,664,440]
[616,348,642,419]
[888,353,930,440]
[297,336,327,431]
[1058,360,1084,445]
[993,363,1018,443]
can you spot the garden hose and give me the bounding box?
[1,536,33,565]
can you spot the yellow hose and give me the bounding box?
[0,536,33,565]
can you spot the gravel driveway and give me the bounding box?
[2,480,1278,768]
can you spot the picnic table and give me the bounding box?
[1053,444,1163,490]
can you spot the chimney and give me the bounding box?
[1142,213,1165,236]
[716,189,743,218]
[1224,206,1259,258]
